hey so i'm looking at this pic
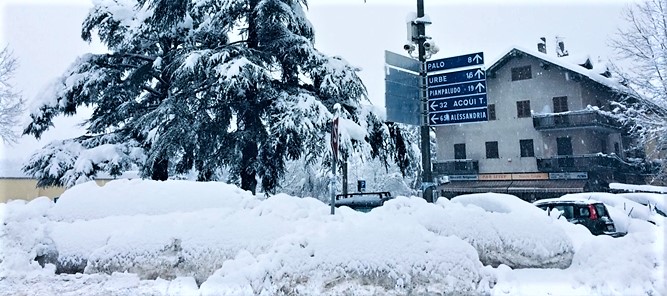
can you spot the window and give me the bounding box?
[553,96,569,113]
[485,141,499,158]
[557,137,573,156]
[520,139,535,157]
[488,104,496,120]
[454,143,466,159]
[614,143,620,155]
[557,137,574,167]
[516,100,531,118]
[600,138,607,154]
[511,66,532,81]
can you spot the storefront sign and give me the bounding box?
[448,175,479,181]
[549,172,588,180]
[479,173,512,181]
[511,173,549,180]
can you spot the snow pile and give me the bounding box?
[2,180,497,294]
[1,180,664,295]
[619,192,666,216]
[445,193,574,268]
[0,198,57,277]
[200,211,492,295]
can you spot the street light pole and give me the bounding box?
[417,0,434,202]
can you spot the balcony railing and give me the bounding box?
[536,154,630,173]
[433,159,479,175]
[533,110,621,131]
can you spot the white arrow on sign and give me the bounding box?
[475,83,485,92]
[430,114,438,123]
[474,69,485,79]
[472,54,483,63]
[430,101,438,111]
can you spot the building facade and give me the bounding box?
[434,46,649,200]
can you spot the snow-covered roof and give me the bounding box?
[487,46,632,97]
[610,182,667,194]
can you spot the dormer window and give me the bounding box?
[511,66,532,81]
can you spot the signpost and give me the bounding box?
[383,0,487,203]
[426,52,487,127]
[429,94,487,113]
[427,67,485,87]
[426,52,484,72]
[428,80,486,100]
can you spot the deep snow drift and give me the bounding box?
[0,179,664,295]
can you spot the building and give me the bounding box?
[0,159,138,203]
[434,45,653,200]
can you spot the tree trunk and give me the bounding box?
[240,140,258,194]
[151,154,169,181]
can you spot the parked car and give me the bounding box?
[333,191,393,212]
[533,198,620,236]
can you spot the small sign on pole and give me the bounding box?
[331,118,339,159]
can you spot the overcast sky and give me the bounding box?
[0,0,640,161]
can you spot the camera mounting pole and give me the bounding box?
[416,0,434,202]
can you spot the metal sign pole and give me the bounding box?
[417,0,434,202]
[330,117,339,215]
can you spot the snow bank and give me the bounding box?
[2,180,664,295]
[23,180,496,292]
[618,192,666,216]
[48,179,260,222]
[200,213,494,295]
[0,197,57,277]
[445,193,574,269]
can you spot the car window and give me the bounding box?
[578,206,590,218]
[553,205,574,220]
[594,204,607,217]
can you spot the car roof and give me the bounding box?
[534,197,603,206]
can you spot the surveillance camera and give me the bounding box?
[429,44,440,54]
[423,40,434,50]
[403,43,416,52]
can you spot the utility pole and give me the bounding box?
[417,0,434,202]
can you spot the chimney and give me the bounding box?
[537,37,547,54]
[556,36,569,57]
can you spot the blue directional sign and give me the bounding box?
[426,52,484,73]
[429,107,488,126]
[428,68,485,87]
[428,80,486,100]
[428,94,488,113]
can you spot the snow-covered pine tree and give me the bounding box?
[24,0,415,194]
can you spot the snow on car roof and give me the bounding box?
[533,197,602,205]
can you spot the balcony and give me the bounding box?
[533,110,621,131]
[433,160,479,175]
[536,154,630,173]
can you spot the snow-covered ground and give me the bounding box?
[0,180,664,295]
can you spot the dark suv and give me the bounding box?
[534,199,618,236]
